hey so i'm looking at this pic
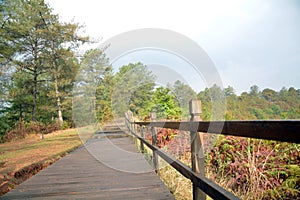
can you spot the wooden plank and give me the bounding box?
[134,120,300,143]
[1,133,174,200]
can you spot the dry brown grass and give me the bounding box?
[0,129,82,176]
[0,129,84,195]
[158,153,193,200]
[159,164,192,200]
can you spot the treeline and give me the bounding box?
[199,85,300,120]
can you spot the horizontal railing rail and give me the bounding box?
[133,120,300,143]
[124,100,300,200]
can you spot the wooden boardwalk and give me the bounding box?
[1,125,174,200]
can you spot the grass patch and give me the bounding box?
[0,128,86,195]
[159,159,192,200]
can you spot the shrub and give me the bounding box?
[2,121,61,143]
[2,121,26,142]
[206,136,300,199]
[61,121,70,130]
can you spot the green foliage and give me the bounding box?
[171,80,197,118]
[73,49,113,126]
[0,0,86,135]
[197,84,300,198]
[206,136,300,199]
[197,84,226,120]
[249,85,260,97]
[2,0,59,119]
[112,62,156,117]
[262,88,277,102]
[61,121,70,130]
[197,85,300,121]
[150,87,181,119]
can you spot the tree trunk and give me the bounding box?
[55,73,63,126]
[32,67,37,122]
[32,42,38,122]
[51,39,63,127]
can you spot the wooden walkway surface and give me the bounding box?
[1,125,174,200]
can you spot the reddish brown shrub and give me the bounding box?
[2,121,61,142]
[2,121,26,142]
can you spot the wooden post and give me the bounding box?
[133,116,138,145]
[125,112,129,130]
[140,126,145,153]
[134,122,137,134]
[128,111,133,134]
[151,112,158,173]
[189,100,206,200]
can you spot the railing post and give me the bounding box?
[134,121,137,134]
[151,112,158,173]
[125,112,130,131]
[140,126,145,153]
[125,113,128,129]
[127,111,133,134]
[189,100,206,200]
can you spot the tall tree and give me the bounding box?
[40,15,87,125]
[52,49,80,125]
[249,85,260,97]
[197,84,226,120]
[150,87,181,119]
[112,62,156,117]
[1,0,86,124]
[2,0,55,121]
[171,80,197,118]
[262,88,277,102]
[95,64,114,123]
[73,49,112,125]
[224,86,235,97]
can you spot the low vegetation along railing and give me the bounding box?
[124,100,300,200]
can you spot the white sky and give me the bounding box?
[47,0,300,94]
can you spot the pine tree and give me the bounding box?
[171,80,197,118]
[150,87,181,119]
[1,0,87,125]
[112,62,156,117]
[73,49,112,126]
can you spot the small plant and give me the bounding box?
[61,121,70,130]
[206,136,300,199]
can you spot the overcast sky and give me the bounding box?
[47,0,300,94]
